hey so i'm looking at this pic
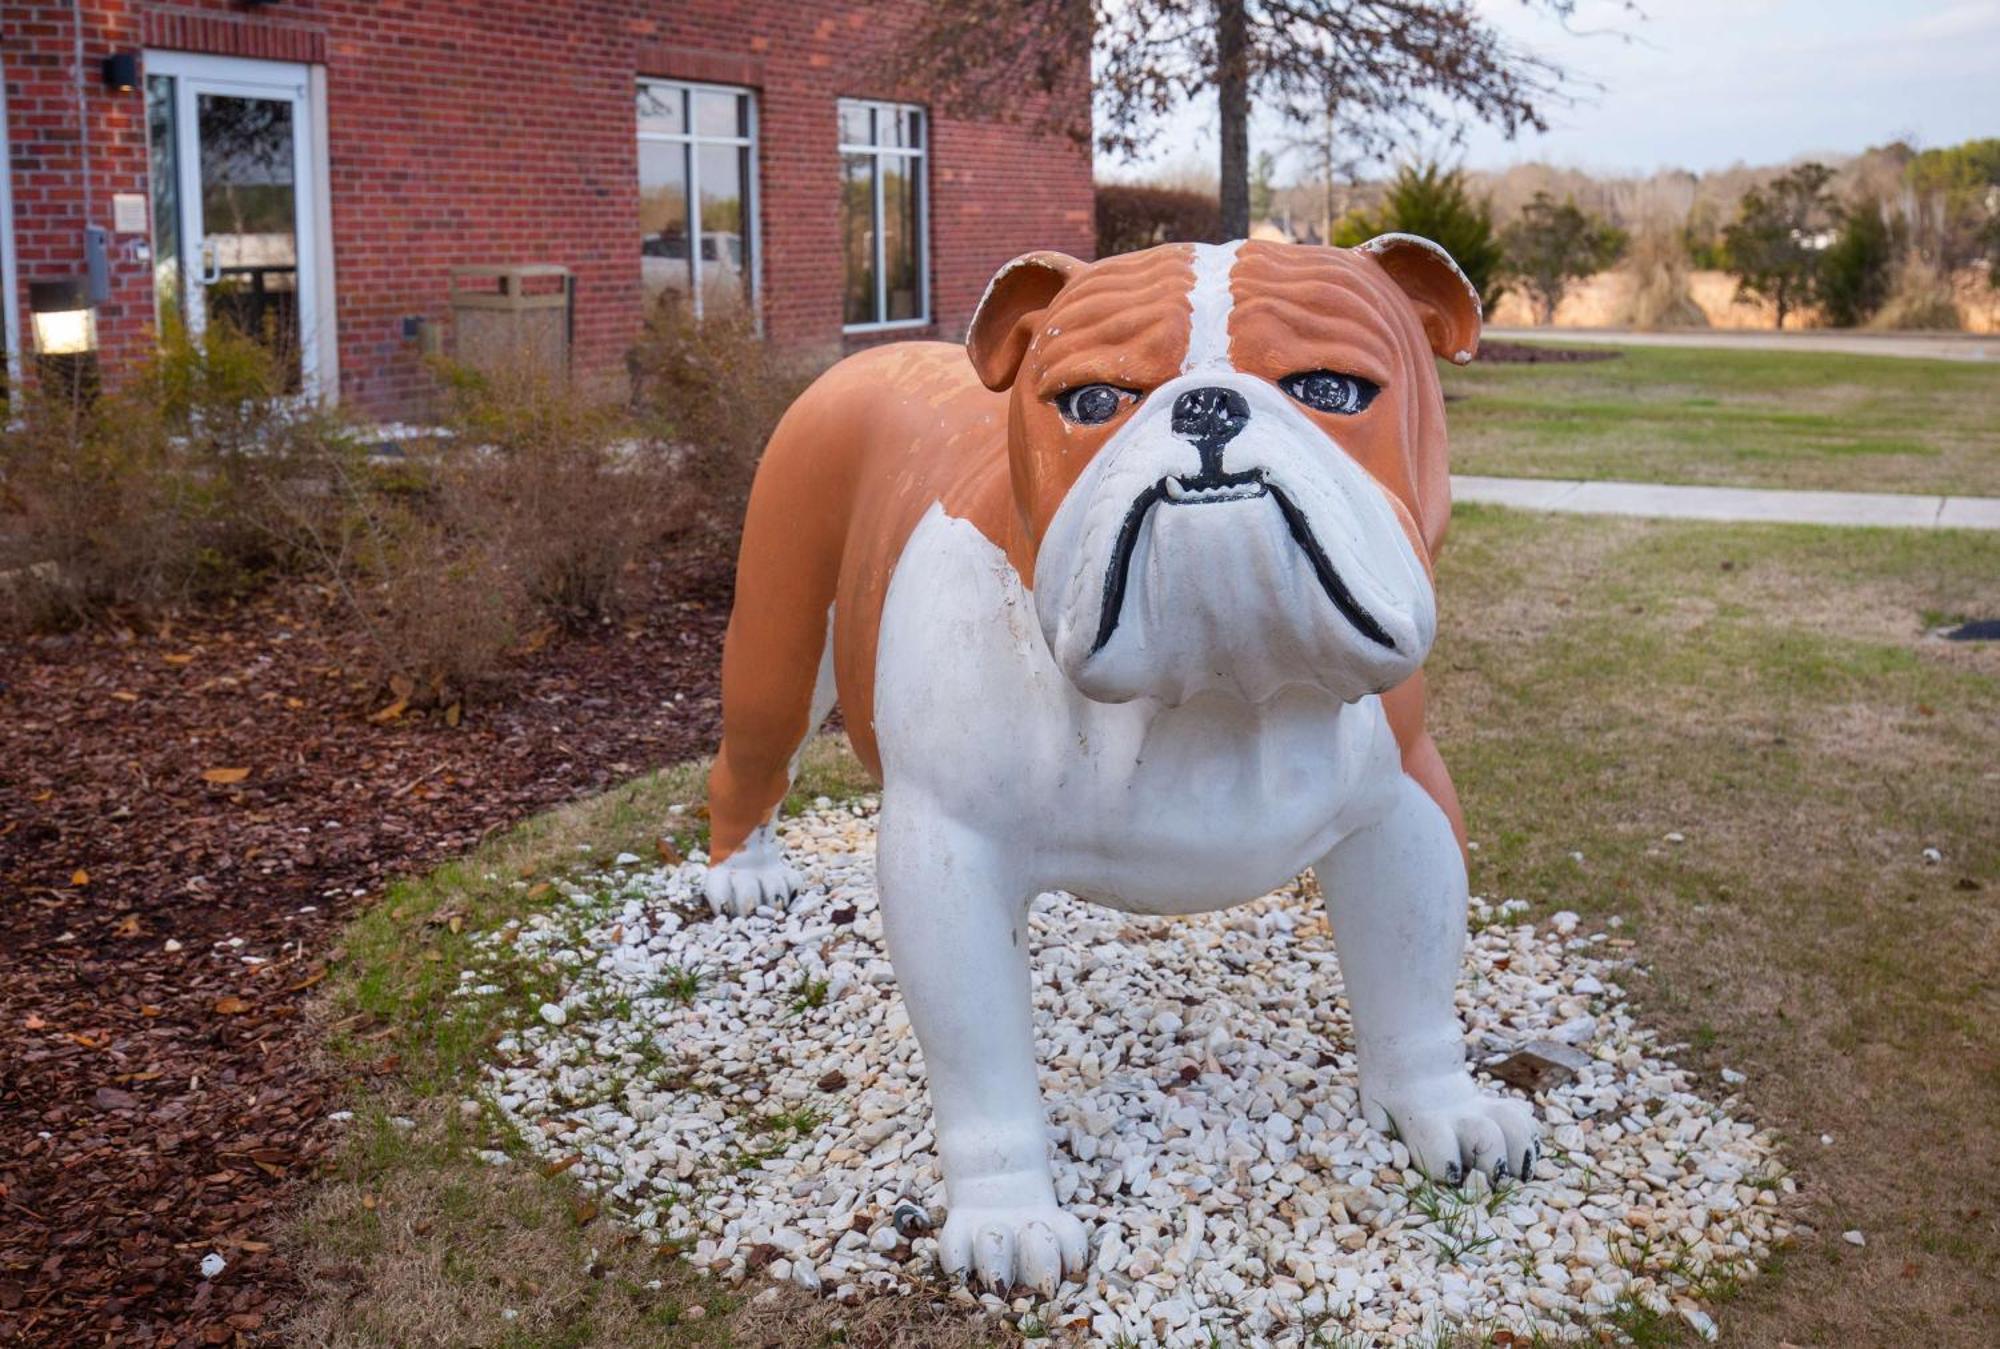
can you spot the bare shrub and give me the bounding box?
[1616,224,1709,329]
[1870,257,1964,331]
[626,304,824,528]
[369,518,521,705]
[435,361,673,631]
[0,324,325,631]
[1096,182,1225,255]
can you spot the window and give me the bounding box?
[838,99,928,331]
[638,79,757,320]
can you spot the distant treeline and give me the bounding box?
[1097,138,2000,331]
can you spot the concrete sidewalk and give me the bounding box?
[1482,327,1997,363]
[1452,475,2000,530]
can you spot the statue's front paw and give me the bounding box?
[1363,1072,1540,1186]
[938,1202,1088,1296]
[700,827,800,917]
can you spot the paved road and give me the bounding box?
[1483,327,1998,363]
[1453,475,2000,530]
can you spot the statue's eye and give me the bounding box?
[1280,370,1380,415]
[1056,384,1137,425]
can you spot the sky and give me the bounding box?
[1099,0,2000,181]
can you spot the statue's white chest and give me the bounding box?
[871,506,1405,911]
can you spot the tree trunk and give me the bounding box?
[1216,0,1250,240]
[1320,102,1335,244]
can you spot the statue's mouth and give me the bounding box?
[1090,467,1398,655]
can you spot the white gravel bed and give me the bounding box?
[467,800,1790,1346]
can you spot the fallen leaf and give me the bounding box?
[526,882,553,901]
[114,914,143,937]
[361,1193,377,1211]
[444,702,463,728]
[24,1015,46,1031]
[163,653,195,666]
[71,869,90,887]
[201,767,251,785]
[212,996,251,1015]
[368,698,408,724]
[389,673,416,700]
[572,1198,598,1226]
[541,1154,582,1178]
[110,690,139,703]
[284,696,305,710]
[655,837,684,865]
[285,968,327,993]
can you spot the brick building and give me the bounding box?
[0,3,1094,418]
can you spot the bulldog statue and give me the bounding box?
[701,236,1537,1294]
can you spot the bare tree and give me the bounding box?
[889,0,1604,239]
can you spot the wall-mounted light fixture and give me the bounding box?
[30,277,100,403]
[30,278,97,356]
[102,51,141,94]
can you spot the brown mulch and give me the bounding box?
[0,545,734,1346]
[1475,339,1623,364]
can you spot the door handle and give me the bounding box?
[200,242,222,285]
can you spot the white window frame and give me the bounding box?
[837,98,931,334]
[0,57,21,391]
[637,77,761,323]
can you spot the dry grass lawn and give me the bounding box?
[1432,506,2000,1346]
[290,507,1999,1347]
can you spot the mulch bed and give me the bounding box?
[1475,340,1623,364]
[0,543,735,1346]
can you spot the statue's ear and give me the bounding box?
[966,251,1084,391]
[1357,233,1483,365]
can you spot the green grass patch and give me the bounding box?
[1442,345,2000,495]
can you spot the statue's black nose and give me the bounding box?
[1170,386,1250,448]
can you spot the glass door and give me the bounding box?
[145,53,321,393]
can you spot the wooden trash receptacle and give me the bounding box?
[449,265,574,378]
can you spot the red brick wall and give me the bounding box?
[2,2,1093,417]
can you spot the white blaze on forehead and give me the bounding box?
[1181,240,1244,374]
